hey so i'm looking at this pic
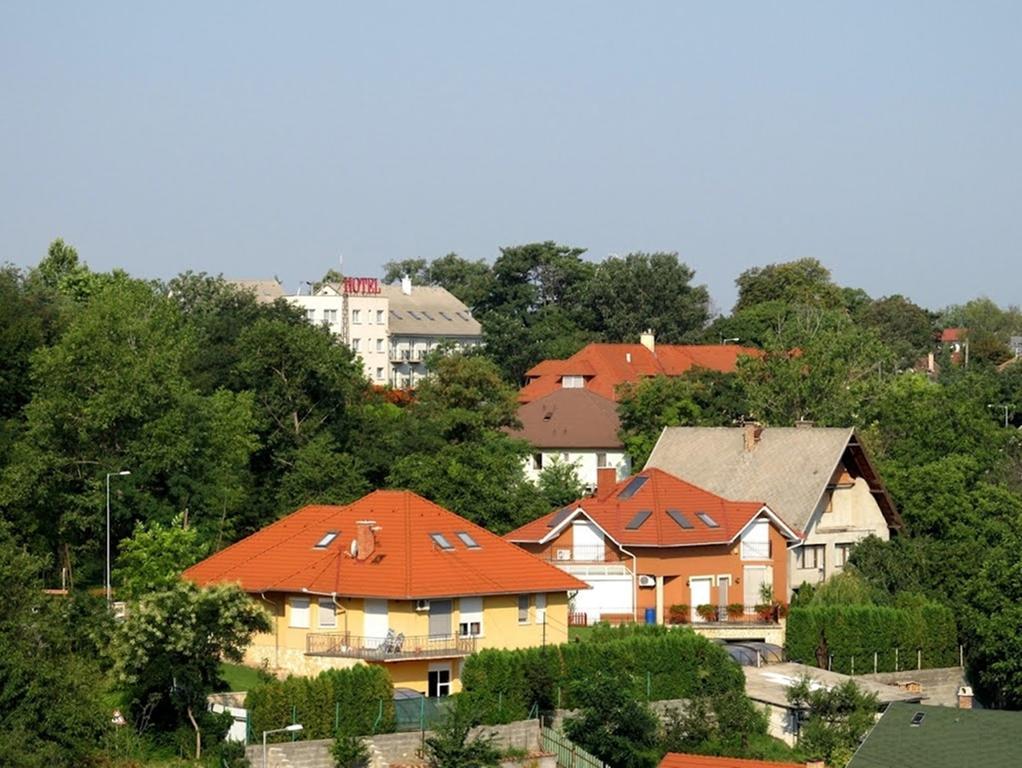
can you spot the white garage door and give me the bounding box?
[571,574,633,622]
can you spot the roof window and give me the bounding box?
[910,712,925,727]
[667,509,694,530]
[430,533,454,550]
[547,506,574,528]
[456,531,480,549]
[421,311,434,320]
[439,311,452,320]
[696,512,720,528]
[407,310,422,320]
[625,510,652,530]
[390,310,403,319]
[456,311,470,321]
[618,476,648,500]
[314,531,338,548]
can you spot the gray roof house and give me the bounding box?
[645,425,902,594]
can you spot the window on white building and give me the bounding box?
[323,309,338,324]
[376,309,385,324]
[304,309,316,322]
[834,542,854,568]
[459,596,483,637]
[289,597,310,628]
[376,367,384,380]
[352,309,361,324]
[597,452,608,468]
[741,519,771,560]
[318,598,336,628]
[518,595,531,624]
[562,375,585,389]
[351,338,361,352]
[532,453,543,471]
[798,545,825,570]
[376,338,384,352]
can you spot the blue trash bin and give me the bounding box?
[644,607,656,625]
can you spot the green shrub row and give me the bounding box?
[246,664,395,740]
[785,603,958,674]
[461,625,744,723]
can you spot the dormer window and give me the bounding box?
[562,375,585,389]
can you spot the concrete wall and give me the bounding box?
[246,719,541,768]
[858,667,966,708]
[522,450,631,488]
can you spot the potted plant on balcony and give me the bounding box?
[696,604,718,622]
[667,604,689,624]
[726,603,745,621]
[755,583,776,622]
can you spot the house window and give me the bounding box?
[376,338,384,352]
[318,598,336,628]
[351,338,361,352]
[597,452,608,468]
[459,597,483,638]
[834,542,854,568]
[376,309,385,324]
[323,309,338,324]
[428,665,451,698]
[289,597,310,628]
[535,594,546,623]
[352,309,361,324]
[304,309,316,322]
[799,545,825,570]
[376,367,384,380]
[532,453,543,471]
[562,375,585,389]
[518,595,531,624]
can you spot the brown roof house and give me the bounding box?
[507,389,631,490]
[645,425,901,596]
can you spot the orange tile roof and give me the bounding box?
[659,753,804,768]
[506,468,799,548]
[184,490,587,599]
[940,327,965,343]
[519,343,760,402]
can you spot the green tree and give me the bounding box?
[423,696,501,768]
[427,252,494,307]
[537,458,587,508]
[382,258,430,284]
[332,731,370,768]
[412,353,520,442]
[114,514,209,599]
[617,376,702,467]
[275,433,371,511]
[787,677,878,767]
[855,295,936,369]
[564,671,661,768]
[113,581,271,759]
[582,252,710,343]
[733,258,844,313]
[0,523,107,768]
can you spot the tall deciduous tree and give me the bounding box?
[733,258,844,313]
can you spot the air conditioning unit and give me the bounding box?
[638,575,656,588]
[555,549,571,561]
[415,599,430,612]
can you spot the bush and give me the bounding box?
[246,665,394,741]
[462,625,743,722]
[785,602,957,673]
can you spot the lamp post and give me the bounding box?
[721,336,740,344]
[105,470,131,606]
[263,723,303,768]
[988,403,1012,428]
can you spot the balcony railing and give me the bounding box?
[668,604,785,626]
[547,545,609,563]
[305,632,476,661]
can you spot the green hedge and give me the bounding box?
[461,625,744,723]
[246,665,395,740]
[785,603,958,674]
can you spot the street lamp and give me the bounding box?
[263,723,303,768]
[106,470,131,606]
[721,336,740,344]
[988,403,1013,428]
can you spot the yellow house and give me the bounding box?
[184,490,585,696]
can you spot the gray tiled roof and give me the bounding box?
[644,427,858,533]
[849,702,1022,768]
[228,278,284,304]
[379,284,482,338]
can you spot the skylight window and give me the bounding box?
[421,311,434,320]
[666,509,694,530]
[618,476,648,500]
[547,507,574,528]
[407,310,422,320]
[314,531,338,548]
[430,533,454,550]
[456,311,470,321]
[439,311,452,320]
[390,310,403,319]
[696,512,720,528]
[456,532,480,549]
[910,712,925,727]
[625,510,652,530]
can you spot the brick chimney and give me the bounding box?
[957,685,974,709]
[596,466,617,497]
[354,520,379,561]
[744,422,764,452]
[639,329,655,354]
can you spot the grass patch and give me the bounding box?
[568,625,597,642]
[220,661,266,692]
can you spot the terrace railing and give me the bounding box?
[305,632,476,660]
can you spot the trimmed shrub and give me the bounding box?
[246,664,395,740]
[461,625,743,722]
[785,602,957,674]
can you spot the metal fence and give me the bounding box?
[540,727,607,768]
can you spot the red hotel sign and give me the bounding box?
[342,277,381,295]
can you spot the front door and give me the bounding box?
[690,577,712,622]
[717,576,730,620]
[429,599,453,638]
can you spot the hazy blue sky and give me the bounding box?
[2,2,1019,313]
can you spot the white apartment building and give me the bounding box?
[284,276,482,387]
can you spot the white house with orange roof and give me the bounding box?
[184,490,585,696]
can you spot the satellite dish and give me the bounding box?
[349,539,359,558]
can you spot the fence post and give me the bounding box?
[292,704,297,740]
[874,652,878,674]
[895,648,899,672]
[917,649,922,671]
[828,655,832,671]
[335,701,340,734]
[960,645,964,668]
[646,671,651,700]
[851,656,854,676]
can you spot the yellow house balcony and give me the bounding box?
[305,632,476,662]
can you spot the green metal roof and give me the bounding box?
[849,702,1022,768]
